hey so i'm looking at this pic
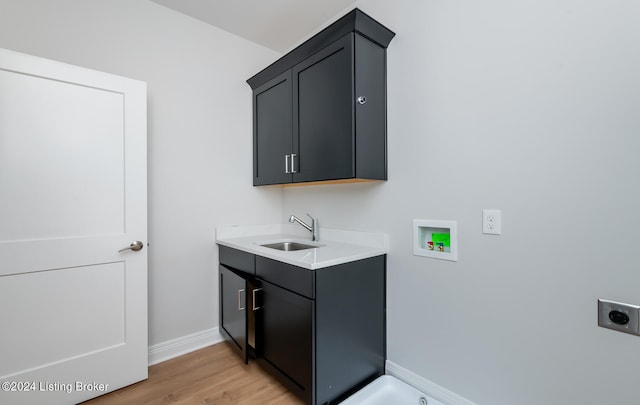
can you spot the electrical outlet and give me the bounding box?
[598,299,640,336]
[482,209,501,235]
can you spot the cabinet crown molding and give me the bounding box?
[247,8,395,90]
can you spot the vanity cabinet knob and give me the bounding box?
[357,96,367,105]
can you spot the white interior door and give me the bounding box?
[0,48,147,405]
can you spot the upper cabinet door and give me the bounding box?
[292,34,355,183]
[253,71,292,186]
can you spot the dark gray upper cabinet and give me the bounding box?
[248,9,394,186]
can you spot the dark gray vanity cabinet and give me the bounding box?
[218,245,386,405]
[248,8,394,186]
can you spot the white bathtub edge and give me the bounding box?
[385,361,478,405]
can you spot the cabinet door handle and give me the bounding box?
[238,289,245,311]
[357,96,367,105]
[291,153,297,173]
[252,288,263,311]
[285,154,291,174]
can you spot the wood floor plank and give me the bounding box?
[82,342,305,405]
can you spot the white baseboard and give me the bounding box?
[148,327,225,366]
[385,360,477,405]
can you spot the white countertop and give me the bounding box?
[215,224,388,270]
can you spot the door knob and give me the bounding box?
[119,241,144,253]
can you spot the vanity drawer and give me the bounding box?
[219,245,255,275]
[256,256,314,299]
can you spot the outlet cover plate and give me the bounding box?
[482,209,501,235]
[598,299,640,336]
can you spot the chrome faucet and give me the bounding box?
[289,213,319,241]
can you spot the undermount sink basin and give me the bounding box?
[261,241,320,251]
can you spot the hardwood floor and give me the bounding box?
[82,342,305,405]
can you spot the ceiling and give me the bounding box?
[150,0,358,52]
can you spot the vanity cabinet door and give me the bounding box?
[258,280,314,404]
[219,265,248,363]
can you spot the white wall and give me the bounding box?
[283,0,640,404]
[0,0,282,346]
